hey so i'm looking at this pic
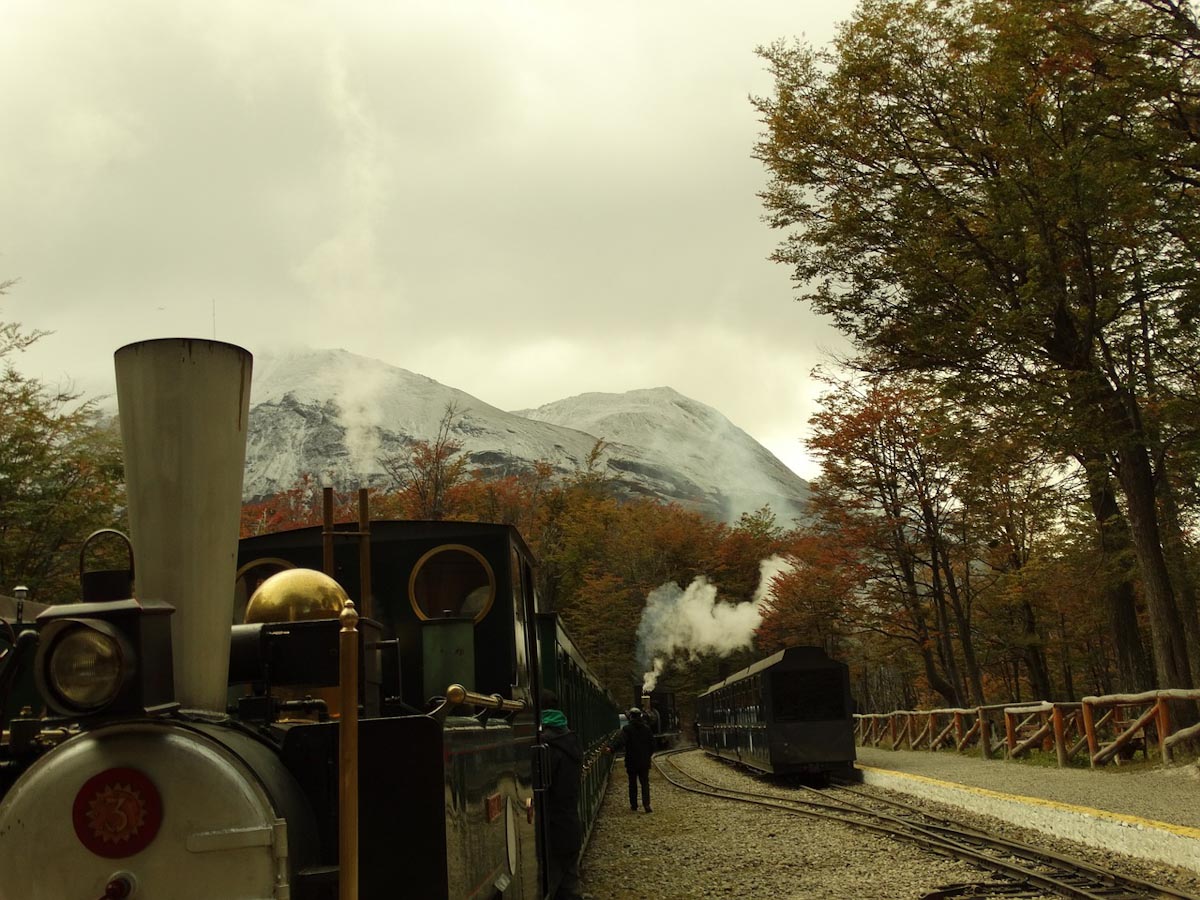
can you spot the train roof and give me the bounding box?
[240,518,538,563]
[696,646,842,699]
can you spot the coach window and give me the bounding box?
[409,544,496,623]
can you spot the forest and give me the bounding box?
[3,0,1200,715]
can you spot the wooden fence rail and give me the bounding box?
[856,690,1200,768]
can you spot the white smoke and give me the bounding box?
[335,369,389,481]
[642,657,665,694]
[636,555,793,692]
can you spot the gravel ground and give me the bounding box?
[581,752,1008,899]
[578,750,1200,899]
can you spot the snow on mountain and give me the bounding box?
[244,348,809,523]
[515,388,811,523]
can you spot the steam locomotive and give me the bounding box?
[0,339,619,900]
[630,688,681,748]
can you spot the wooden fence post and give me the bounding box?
[1156,695,1172,762]
[1052,705,1067,768]
[979,709,993,759]
[1082,700,1098,767]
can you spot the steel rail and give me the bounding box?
[824,779,1165,884]
[816,781,1194,899]
[654,750,1196,900]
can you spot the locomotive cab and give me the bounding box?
[235,521,549,898]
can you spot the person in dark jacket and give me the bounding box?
[541,692,583,900]
[609,707,655,812]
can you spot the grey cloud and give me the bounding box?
[1,0,858,480]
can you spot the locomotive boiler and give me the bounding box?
[0,338,619,900]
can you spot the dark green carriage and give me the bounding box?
[536,613,620,845]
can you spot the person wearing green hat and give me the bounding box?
[541,691,583,900]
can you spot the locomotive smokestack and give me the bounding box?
[115,338,252,711]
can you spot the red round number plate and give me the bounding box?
[72,767,163,858]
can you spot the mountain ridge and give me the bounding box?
[244,348,810,523]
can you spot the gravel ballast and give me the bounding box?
[578,750,1200,899]
[581,752,1004,899]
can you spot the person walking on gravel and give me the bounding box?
[609,707,655,812]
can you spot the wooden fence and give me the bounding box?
[855,689,1200,768]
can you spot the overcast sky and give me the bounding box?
[1,1,859,481]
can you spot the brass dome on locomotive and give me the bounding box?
[243,568,349,623]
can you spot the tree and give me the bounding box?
[755,0,1200,692]
[803,374,976,706]
[711,506,788,600]
[756,528,860,654]
[378,403,469,520]
[943,412,1081,700]
[0,304,125,602]
[239,475,367,537]
[454,461,555,536]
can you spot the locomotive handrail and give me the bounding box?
[339,600,359,900]
[442,684,528,714]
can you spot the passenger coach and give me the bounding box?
[696,646,856,778]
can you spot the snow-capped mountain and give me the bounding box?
[244,348,810,523]
[514,388,811,523]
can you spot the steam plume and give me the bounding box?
[635,555,792,692]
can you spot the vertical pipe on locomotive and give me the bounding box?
[114,338,252,712]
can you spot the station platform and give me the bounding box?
[855,746,1200,872]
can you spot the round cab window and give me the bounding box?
[233,557,296,624]
[409,544,495,623]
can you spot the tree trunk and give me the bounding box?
[1078,454,1153,691]
[929,585,967,706]
[1156,471,1200,684]
[1058,611,1077,700]
[1113,438,1193,691]
[895,537,961,706]
[937,545,986,705]
[1018,597,1053,699]
[918,640,960,708]
[1050,313,1175,692]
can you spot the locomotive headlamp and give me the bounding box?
[44,622,131,712]
[34,598,177,720]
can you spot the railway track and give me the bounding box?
[653,749,1198,900]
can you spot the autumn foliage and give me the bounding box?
[239,428,797,703]
[238,359,1195,714]
[0,309,126,604]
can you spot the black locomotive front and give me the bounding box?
[630,687,681,748]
